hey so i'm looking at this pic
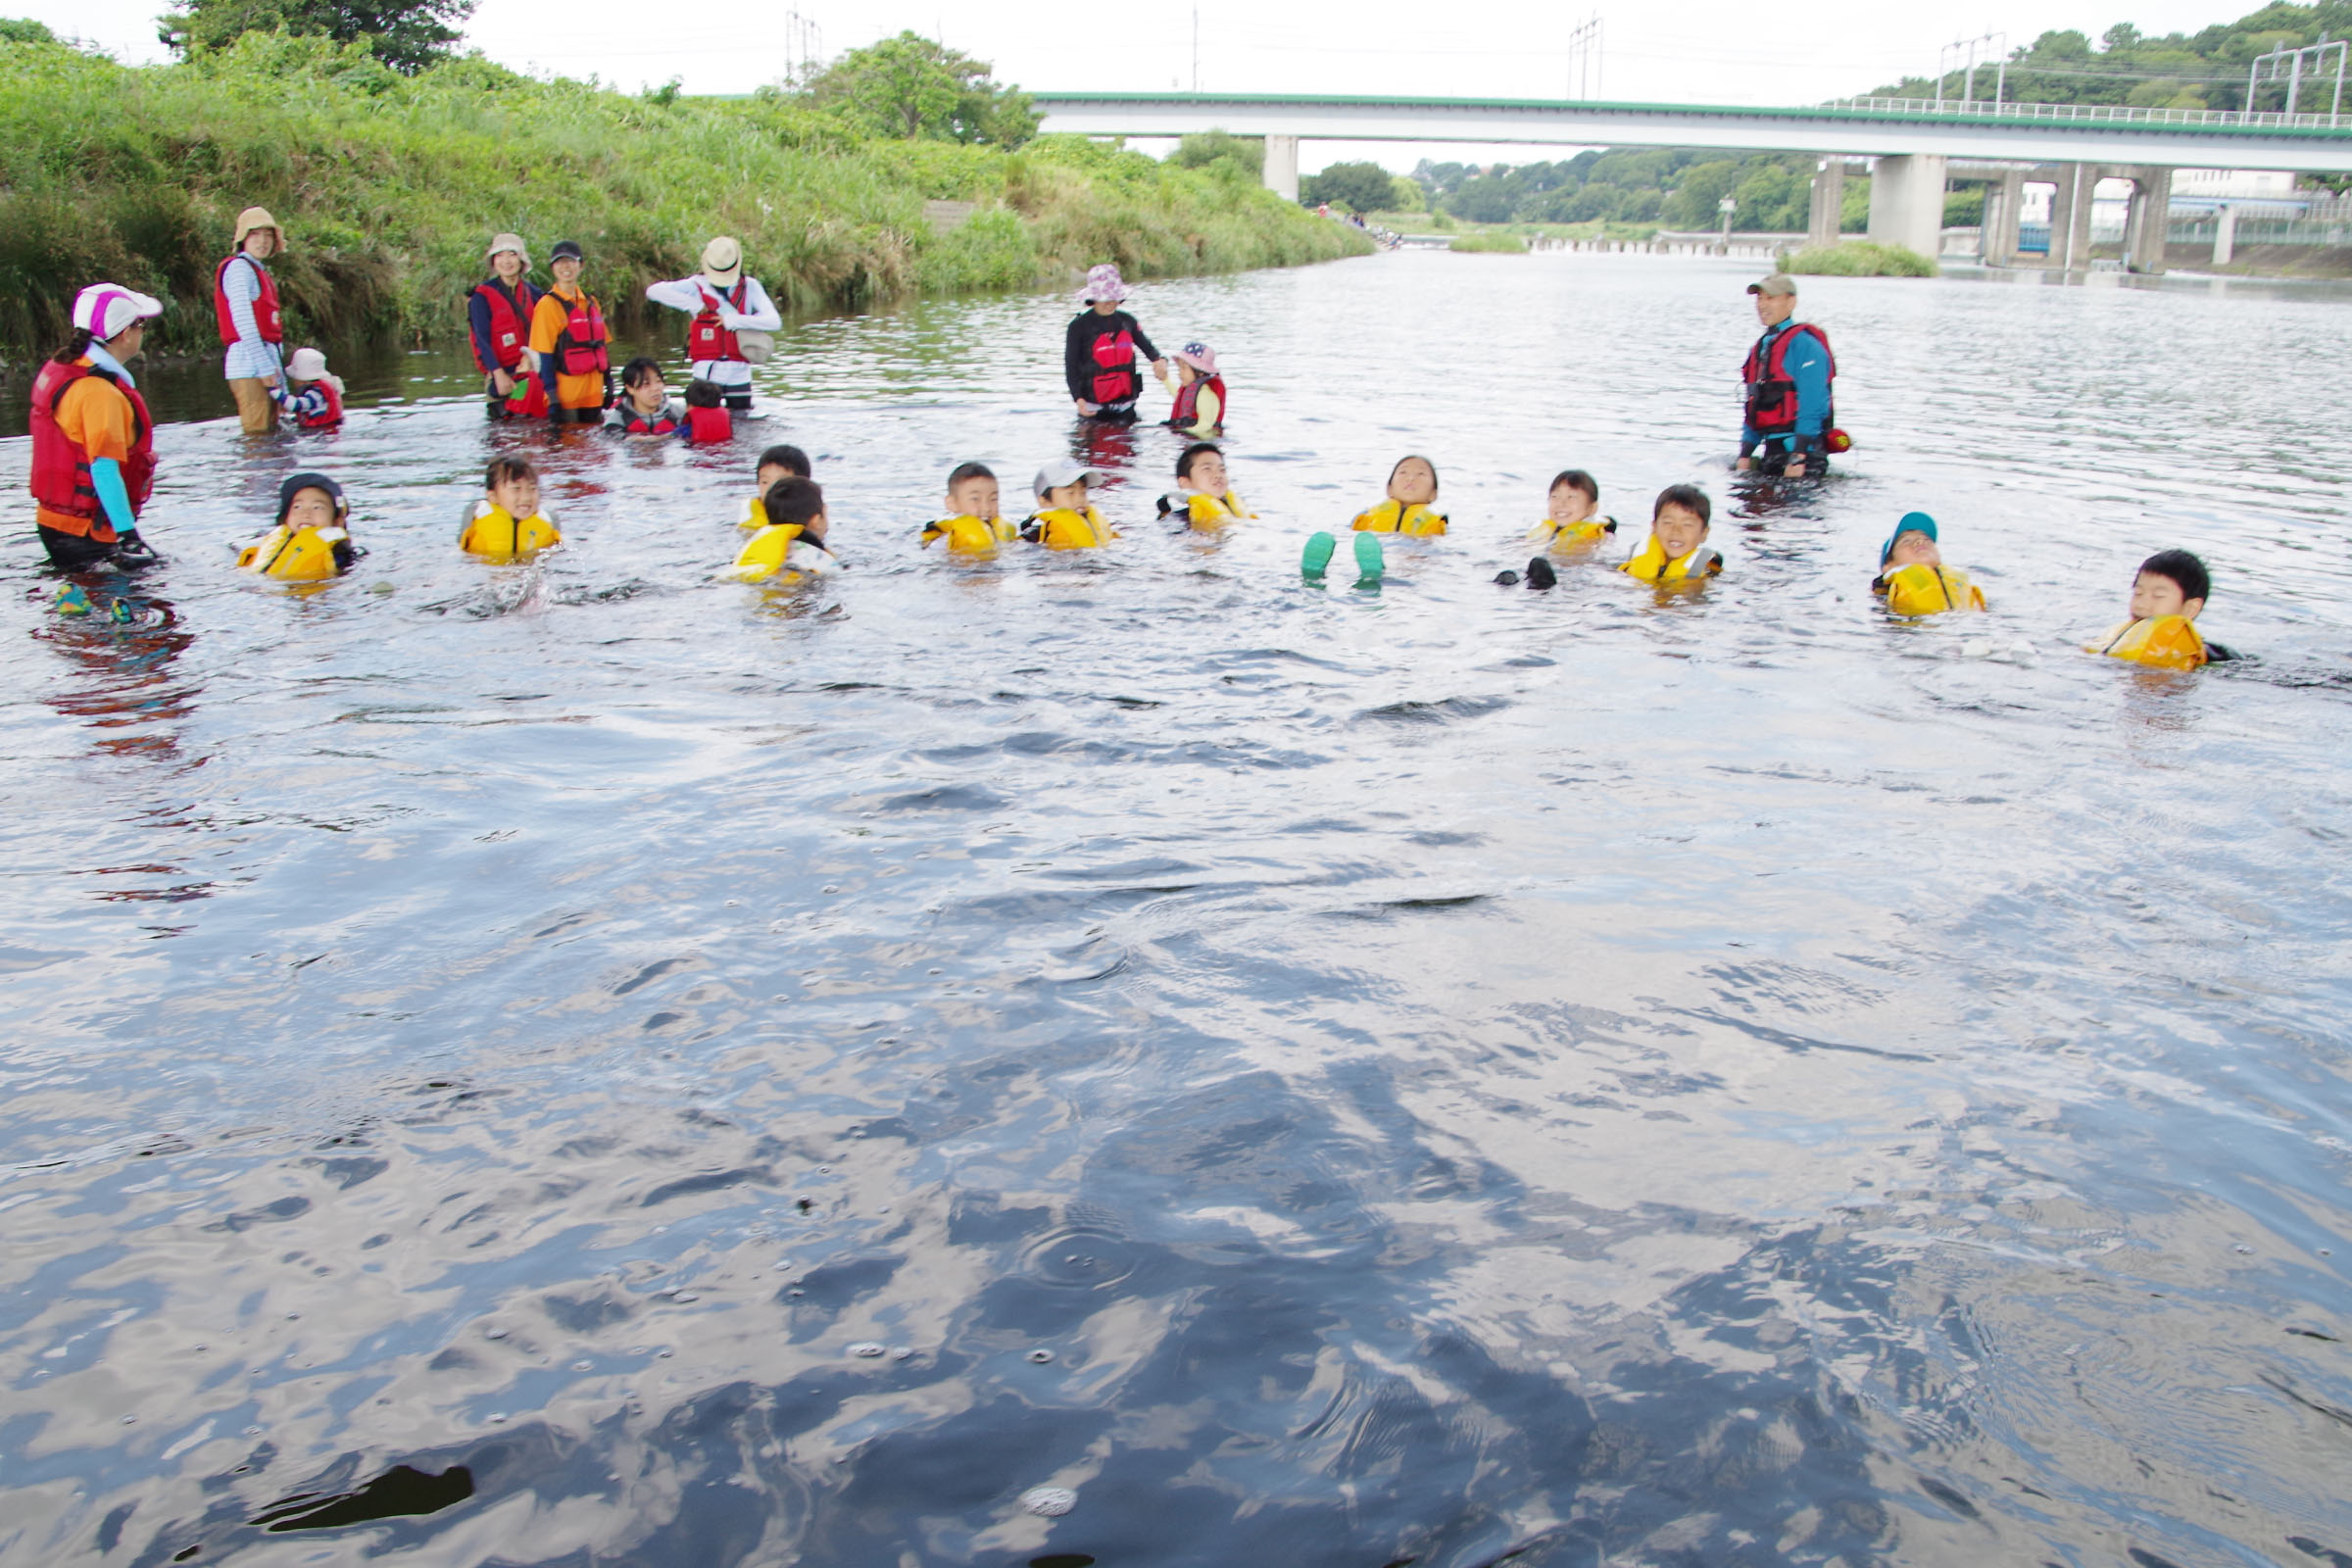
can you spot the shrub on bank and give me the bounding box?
[0,31,1372,362]
[1783,241,1938,278]
[1448,231,1529,254]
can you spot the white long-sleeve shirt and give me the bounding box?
[220,254,282,382]
[644,272,781,388]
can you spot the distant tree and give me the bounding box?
[1168,129,1263,179]
[1387,174,1425,212]
[158,0,475,73]
[0,15,58,41]
[805,31,1037,146]
[1299,160,1400,213]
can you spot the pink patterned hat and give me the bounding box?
[1173,342,1217,375]
[1080,263,1129,304]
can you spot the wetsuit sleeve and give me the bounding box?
[644,277,706,314]
[467,290,499,371]
[1128,316,1161,364]
[1065,316,1094,401]
[1786,334,1831,441]
[528,295,564,359]
[89,460,136,535]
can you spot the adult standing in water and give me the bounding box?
[1735,271,1836,479]
[644,236,780,414]
[468,234,545,421]
[30,284,165,569]
[216,206,285,436]
[528,240,612,425]
[1065,264,1167,421]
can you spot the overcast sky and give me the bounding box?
[24,0,2251,171]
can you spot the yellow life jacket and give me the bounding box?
[1621,533,1722,584]
[1182,488,1252,528]
[1023,505,1116,550]
[721,524,838,584]
[922,514,1018,553]
[236,524,351,581]
[738,494,807,538]
[1352,499,1447,535]
[2090,614,2207,671]
[1528,515,1616,552]
[1878,563,1986,617]
[460,502,561,562]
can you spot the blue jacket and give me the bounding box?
[1740,320,1832,451]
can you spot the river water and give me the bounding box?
[3,252,2349,1568]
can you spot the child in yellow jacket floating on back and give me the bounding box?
[1020,459,1118,549]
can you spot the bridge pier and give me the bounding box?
[1263,135,1299,202]
[2123,166,2173,273]
[1865,154,1947,259]
[1982,170,2025,266]
[2047,164,2096,273]
[1806,160,1843,249]
[2214,202,2238,266]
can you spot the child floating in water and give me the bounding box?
[237,470,360,580]
[274,347,345,431]
[605,357,683,435]
[1872,513,1985,616]
[740,444,810,530]
[1621,484,1722,584]
[2090,549,2231,668]
[1528,469,1615,553]
[460,455,561,561]
[1352,456,1447,535]
[682,378,732,445]
[922,462,1017,553]
[1157,442,1253,529]
[1164,343,1226,437]
[724,476,841,583]
[1020,460,1117,549]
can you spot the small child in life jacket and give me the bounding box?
[1164,343,1226,437]
[459,454,561,562]
[1872,513,1985,616]
[1020,459,1118,549]
[1528,469,1616,554]
[682,378,733,444]
[1621,483,1722,584]
[1352,456,1447,535]
[723,475,841,583]
[740,444,810,530]
[923,462,1018,553]
[2089,548,2233,669]
[1157,442,1254,529]
[605,357,684,435]
[236,470,361,581]
[274,347,345,431]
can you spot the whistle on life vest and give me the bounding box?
[1825,428,1853,454]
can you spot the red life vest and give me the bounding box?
[688,280,749,364]
[548,289,610,376]
[1740,321,1836,436]
[1089,324,1137,405]
[297,378,343,430]
[615,404,680,435]
[214,254,283,347]
[685,405,733,444]
[28,360,156,540]
[1168,372,1226,429]
[470,277,538,372]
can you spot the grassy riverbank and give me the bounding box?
[1782,241,1938,278]
[0,30,1371,364]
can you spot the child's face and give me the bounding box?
[1887,531,1941,569]
[1183,451,1228,495]
[1653,504,1709,561]
[948,476,1000,520]
[757,463,793,494]
[628,374,667,412]
[286,488,339,530]
[1547,482,1595,523]
[1388,458,1437,506]
[2131,569,2202,620]
[1176,361,1199,385]
[1046,480,1090,510]
[491,474,540,518]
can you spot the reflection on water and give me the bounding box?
[1,253,2349,1568]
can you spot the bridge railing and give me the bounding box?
[1821,95,2345,131]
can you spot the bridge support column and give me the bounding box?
[2046,164,2096,273]
[2214,202,2237,266]
[1982,170,2024,266]
[1806,160,1844,249]
[1865,154,1947,260]
[1262,135,1299,202]
[2124,166,2172,273]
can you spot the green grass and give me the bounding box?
[1447,231,1529,254]
[0,31,1372,362]
[1782,241,1937,277]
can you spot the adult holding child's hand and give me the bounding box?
[1065,264,1167,421]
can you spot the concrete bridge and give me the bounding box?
[1031,91,2352,273]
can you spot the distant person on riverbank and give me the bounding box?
[469,234,545,421]
[646,237,780,414]
[217,207,286,436]
[1164,342,1226,437]
[1158,442,1252,528]
[605,357,682,434]
[460,455,561,561]
[1736,272,1836,479]
[529,241,612,425]
[1352,455,1448,534]
[1622,484,1722,583]
[739,445,811,531]
[236,471,359,580]
[1528,469,1616,553]
[29,284,164,570]
[1066,265,1167,422]
[724,476,839,583]
[273,347,344,431]
[924,462,1017,553]
[1872,513,1985,616]
[2090,549,2232,668]
[1021,459,1117,548]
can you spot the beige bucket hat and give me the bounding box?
[701,235,743,284]
[234,207,283,250]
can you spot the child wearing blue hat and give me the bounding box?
[1871,513,1985,616]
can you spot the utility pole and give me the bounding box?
[1192,7,1200,93]
[2249,37,2348,122]
[1717,194,1736,254]
[1566,14,1602,100]
[1937,32,2007,109]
